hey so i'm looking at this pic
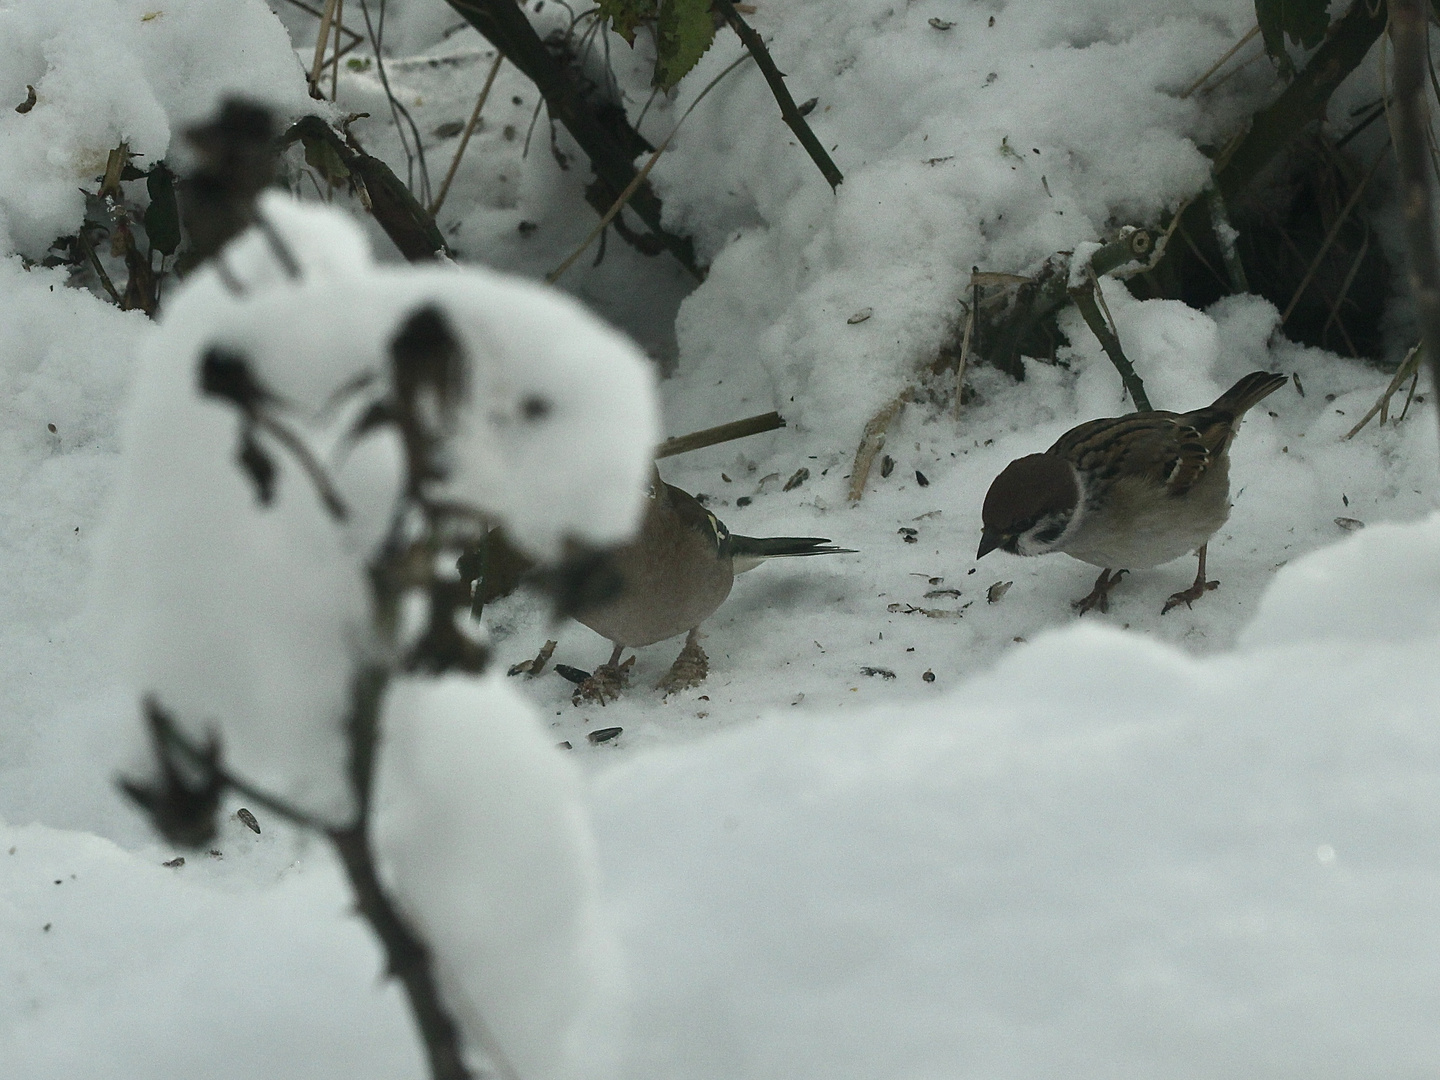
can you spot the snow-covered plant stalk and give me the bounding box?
[106,169,657,1078]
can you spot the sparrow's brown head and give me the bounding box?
[978,453,1079,559]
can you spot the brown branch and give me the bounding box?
[443,0,702,277]
[655,410,785,458]
[712,0,844,189]
[1216,0,1389,203]
[1389,0,1440,447]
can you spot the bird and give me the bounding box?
[976,370,1288,614]
[568,470,854,700]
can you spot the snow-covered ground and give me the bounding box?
[3,0,1440,1076]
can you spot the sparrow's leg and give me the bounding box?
[656,627,708,694]
[1162,544,1220,614]
[1073,568,1127,615]
[573,644,633,705]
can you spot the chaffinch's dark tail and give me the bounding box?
[728,535,856,573]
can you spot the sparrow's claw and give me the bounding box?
[1161,577,1219,614]
[1073,568,1126,615]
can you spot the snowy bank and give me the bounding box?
[6,512,1440,1078]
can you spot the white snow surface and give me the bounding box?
[3,0,1440,1077]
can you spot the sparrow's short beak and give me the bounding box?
[976,527,1006,560]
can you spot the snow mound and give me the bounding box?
[593,510,1440,1079]
[0,0,309,257]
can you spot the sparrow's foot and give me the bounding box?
[1161,576,1219,614]
[573,655,634,706]
[1073,568,1127,615]
[656,629,708,695]
[1162,544,1218,615]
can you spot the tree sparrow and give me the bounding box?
[977,370,1288,613]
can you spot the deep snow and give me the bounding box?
[3,0,1440,1076]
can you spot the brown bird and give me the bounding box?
[977,371,1288,613]
[572,472,853,699]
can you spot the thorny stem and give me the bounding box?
[712,0,844,189]
[329,825,473,1080]
[1388,0,1440,446]
[1070,270,1152,411]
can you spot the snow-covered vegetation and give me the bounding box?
[2,0,1439,1077]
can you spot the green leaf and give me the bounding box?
[1255,0,1331,76]
[303,136,351,187]
[598,0,656,46]
[144,162,181,257]
[654,0,716,91]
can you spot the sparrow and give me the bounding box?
[976,370,1288,613]
[571,471,854,699]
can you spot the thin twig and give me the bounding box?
[278,0,364,49]
[1205,186,1249,293]
[254,414,350,521]
[1180,24,1261,99]
[546,52,753,283]
[712,0,843,189]
[430,52,504,216]
[1280,138,1389,324]
[358,0,431,204]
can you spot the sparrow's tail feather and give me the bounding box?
[728,535,856,573]
[1214,371,1289,418]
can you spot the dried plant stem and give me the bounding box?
[76,227,123,307]
[1344,344,1424,439]
[848,394,906,502]
[1206,187,1249,293]
[431,52,504,216]
[329,0,345,102]
[655,411,785,459]
[309,0,340,97]
[952,297,976,420]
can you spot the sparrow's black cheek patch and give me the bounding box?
[1032,517,1068,545]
